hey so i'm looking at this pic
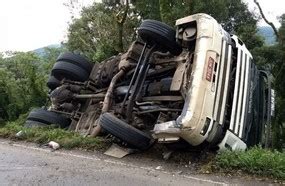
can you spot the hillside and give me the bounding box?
[33,44,62,57]
[258,26,276,45]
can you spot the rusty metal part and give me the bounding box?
[156,112,168,124]
[118,53,131,71]
[85,80,97,92]
[179,52,194,98]
[153,55,187,65]
[135,101,154,106]
[170,62,186,91]
[138,105,160,110]
[118,41,146,72]
[50,84,83,104]
[49,108,73,116]
[90,55,121,88]
[91,70,125,137]
[135,64,150,100]
[72,42,149,137]
[146,66,176,80]
[77,111,98,135]
[72,98,102,135]
[126,44,157,122]
[73,93,105,99]
[102,70,125,113]
[67,111,83,130]
[50,86,74,105]
[62,79,85,86]
[137,108,182,115]
[89,119,100,137]
[142,96,184,102]
[60,103,76,112]
[120,43,148,113]
[121,41,147,64]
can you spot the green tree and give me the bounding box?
[0,47,63,121]
[274,15,285,144]
[66,2,139,62]
[253,14,285,148]
[132,0,162,21]
[0,52,47,120]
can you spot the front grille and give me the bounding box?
[213,40,232,125]
[229,47,252,138]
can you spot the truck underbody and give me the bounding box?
[25,14,273,151]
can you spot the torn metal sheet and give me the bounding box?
[104,144,134,158]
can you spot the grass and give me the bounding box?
[214,147,285,180]
[0,114,109,151]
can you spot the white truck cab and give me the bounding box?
[153,14,272,150]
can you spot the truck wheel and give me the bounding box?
[100,113,154,150]
[47,75,60,90]
[27,108,71,128]
[51,61,89,82]
[56,52,94,74]
[206,122,224,148]
[138,19,182,56]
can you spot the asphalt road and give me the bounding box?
[0,140,271,186]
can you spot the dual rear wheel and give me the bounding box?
[47,52,93,90]
[25,108,71,128]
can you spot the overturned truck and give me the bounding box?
[26,14,273,151]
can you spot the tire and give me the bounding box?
[51,61,89,82]
[27,108,71,128]
[206,122,224,147]
[100,113,153,150]
[138,19,182,56]
[47,75,60,90]
[56,52,93,73]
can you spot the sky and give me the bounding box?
[246,0,283,28]
[0,0,283,52]
[0,0,94,52]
